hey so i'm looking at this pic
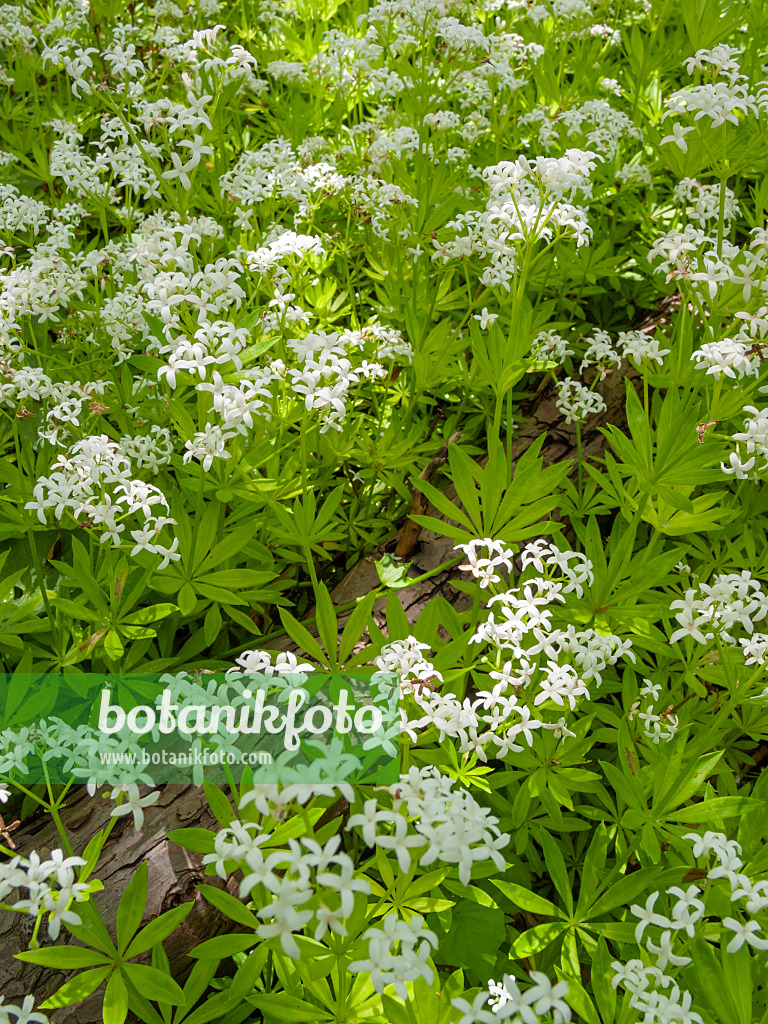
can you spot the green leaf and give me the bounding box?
[655,750,724,816]
[586,868,663,920]
[202,783,234,828]
[122,964,186,1004]
[490,879,559,917]
[589,921,637,942]
[207,524,260,567]
[121,986,165,1024]
[666,796,763,823]
[511,922,567,957]
[175,958,222,1023]
[721,938,752,1024]
[178,583,198,616]
[167,828,216,853]
[197,884,260,929]
[246,993,333,1021]
[433,900,506,976]
[16,947,111,968]
[119,624,156,640]
[314,583,338,669]
[683,939,740,1024]
[199,569,275,587]
[409,514,473,543]
[203,602,222,647]
[577,825,609,913]
[116,860,148,953]
[278,608,326,665]
[539,830,573,913]
[231,946,270,1002]
[104,628,125,659]
[66,910,117,958]
[411,476,475,532]
[447,445,483,532]
[242,335,278,362]
[177,990,242,1024]
[591,937,616,1024]
[50,597,102,623]
[556,967,600,1024]
[224,604,262,635]
[103,970,129,1024]
[40,967,111,1008]
[382,994,413,1024]
[124,902,193,960]
[738,769,768,855]
[339,590,378,666]
[375,553,413,589]
[122,603,177,625]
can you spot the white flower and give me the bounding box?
[178,134,213,172]
[456,538,515,588]
[721,452,756,478]
[372,815,427,872]
[644,928,692,969]
[161,151,194,191]
[722,917,768,952]
[256,876,313,958]
[347,799,395,846]
[630,891,672,942]
[182,425,235,471]
[661,122,695,151]
[109,784,161,830]
[0,996,49,1024]
[474,308,499,329]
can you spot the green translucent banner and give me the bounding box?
[0,671,400,786]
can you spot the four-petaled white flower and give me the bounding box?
[661,122,696,151]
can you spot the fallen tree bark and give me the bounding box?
[0,785,240,1020]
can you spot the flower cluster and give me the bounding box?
[349,914,438,998]
[628,679,679,744]
[345,766,508,885]
[612,830,768,1024]
[383,539,632,763]
[554,378,606,423]
[434,151,600,290]
[723,405,768,481]
[24,434,179,562]
[457,537,515,588]
[452,971,571,1024]
[204,824,370,957]
[665,46,757,131]
[667,572,768,647]
[0,848,88,940]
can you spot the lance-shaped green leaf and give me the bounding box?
[40,967,112,1009]
[116,860,148,953]
[123,902,193,960]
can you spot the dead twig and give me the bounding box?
[0,812,19,849]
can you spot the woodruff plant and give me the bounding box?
[0,0,768,1021]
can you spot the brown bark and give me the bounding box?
[1,785,239,1022]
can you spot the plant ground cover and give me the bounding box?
[1,0,768,1021]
